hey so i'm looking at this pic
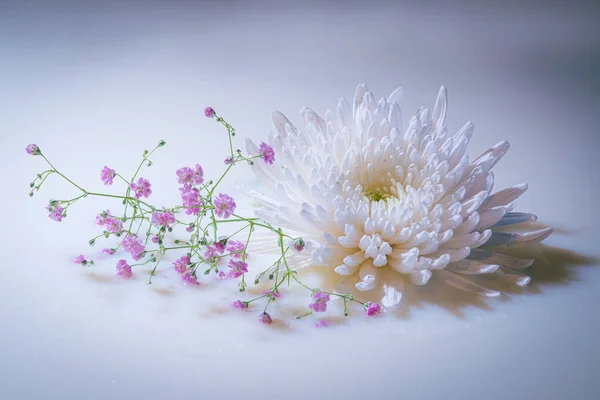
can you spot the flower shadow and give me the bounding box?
[310,243,598,320]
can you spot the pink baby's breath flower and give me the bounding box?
[47,205,64,222]
[217,271,227,279]
[130,177,152,199]
[226,240,245,259]
[176,167,194,185]
[74,255,86,264]
[100,166,115,186]
[293,238,305,252]
[102,248,115,255]
[308,291,330,313]
[204,244,224,263]
[258,142,275,165]
[232,300,247,309]
[151,235,160,244]
[95,210,111,225]
[122,234,145,261]
[365,302,381,316]
[263,289,281,298]
[316,319,329,328]
[224,157,233,165]
[186,224,195,233]
[204,106,215,118]
[213,193,236,219]
[104,217,123,234]
[227,259,248,279]
[215,241,226,253]
[182,272,199,285]
[259,312,272,325]
[192,164,204,185]
[26,144,40,155]
[173,255,191,274]
[151,210,176,229]
[176,164,205,185]
[116,259,132,278]
[180,184,203,215]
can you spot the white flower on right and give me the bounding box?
[246,84,552,308]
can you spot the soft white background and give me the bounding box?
[1,1,599,399]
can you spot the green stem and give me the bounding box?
[41,154,86,193]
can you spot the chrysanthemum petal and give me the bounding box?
[437,270,501,297]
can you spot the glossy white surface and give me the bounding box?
[1,1,599,399]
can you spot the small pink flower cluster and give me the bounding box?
[27,109,382,326]
[227,260,248,279]
[96,210,123,234]
[176,164,205,216]
[122,234,145,261]
[151,210,176,229]
[365,302,382,316]
[116,259,132,278]
[26,144,40,155]
[180,184,203,215]
[213,193,236,219]
[100,166,115,186]
[172,254,199,285]
[74,254,93,265]
[46,204,64,222]
[258,142,275,165]
[176,164,204,186]
[204,239,248,279]
[309,290,330,313]
[130,177,152,199]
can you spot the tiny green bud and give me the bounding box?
[174,239,180,244]
[203,269,211,275]
[167,227,173,232]
[268,274,274,280]
[147,161,153,167]
[29,192,34,197]
[254,278,259,285]
[29,182,35,188]
[89,238,96,246]
[143,150,149,157]
[158,140,166,147]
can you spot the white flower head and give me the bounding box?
[246,84,552,308]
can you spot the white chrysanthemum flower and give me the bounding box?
[246,84,552,308]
